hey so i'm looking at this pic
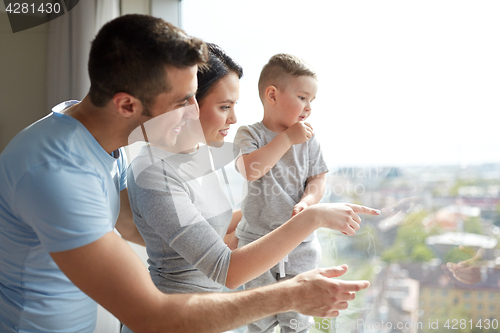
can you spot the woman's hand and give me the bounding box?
[226,203,379,288]
[309,203,380,235]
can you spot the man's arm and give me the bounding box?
[292,172,327,217]
[237,122,313,181]
[50,232,369,333]
[115,189,145,246]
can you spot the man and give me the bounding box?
[0,14,369,333]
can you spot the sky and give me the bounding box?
[181,0,500,168]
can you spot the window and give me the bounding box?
[180,1,500,329]
[181,0,500,167]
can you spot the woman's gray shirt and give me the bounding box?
[127,145,233,294]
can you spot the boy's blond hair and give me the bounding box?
[258,54,317,102]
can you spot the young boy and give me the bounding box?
[235,54,328,333]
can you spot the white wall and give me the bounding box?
[121,0,150,15]
[0,12,48,152]
[0,0,177,269]
[151,0,180,26]
[0,1,157,154]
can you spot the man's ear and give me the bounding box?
[112,93,142,118]
[265,86,278,106]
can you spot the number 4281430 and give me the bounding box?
[444,318,498,330]
[5,2,62,14]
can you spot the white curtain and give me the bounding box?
[93,2,122,331]
[95,0,120,33]
[46,0,94,109]
[46,1,121,332]
[46,0,120,109]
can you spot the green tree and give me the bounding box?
[449,178,475,196]
[444,246,474,263]
[463,216,483,235]
[381,210,435,263]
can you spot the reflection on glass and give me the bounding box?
[310,164,500,333]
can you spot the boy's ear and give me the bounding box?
[112,93,142,119]
[264,86,278,106]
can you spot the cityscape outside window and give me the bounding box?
[181,1,500,332]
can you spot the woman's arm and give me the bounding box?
[132,156,376,291]
[225,203,380,289]
[51,232,369,333]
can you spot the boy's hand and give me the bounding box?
[284,121,314,145]
[223,230,239,250]
[292,202,308,217]
[311,203,381,235]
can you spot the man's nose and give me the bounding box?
[184,96,199,120]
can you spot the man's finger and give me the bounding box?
[320,265,348,278]
[338,292,356,302]
[347,204,381,216]
[335,280,370,292]
[333,301,349,310]
[330,311,340,318]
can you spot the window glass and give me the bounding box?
[182,1,500,331]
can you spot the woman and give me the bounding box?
[123,44,378,330]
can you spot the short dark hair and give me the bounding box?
[196,43,243,103]
[258,54,316,102]
[88,14,208,111]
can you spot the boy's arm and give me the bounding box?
[236,132,292,181]
[237,122,313,181]
[223,209,242,250]
[50,231,369,333]
[292,172,327,217]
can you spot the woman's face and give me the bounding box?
[198,72,240,146]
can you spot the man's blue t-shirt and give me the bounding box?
[0,101,127,332]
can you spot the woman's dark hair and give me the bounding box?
[88,14,208,112]
[196,43,243,103]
